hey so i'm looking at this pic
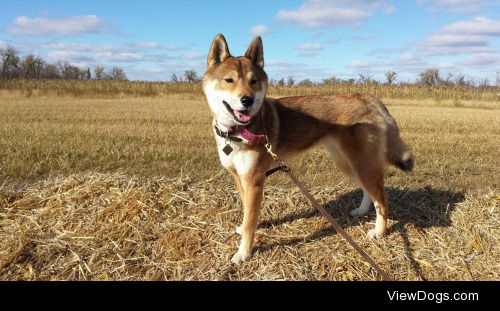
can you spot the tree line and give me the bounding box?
[169,69,493,88]
[269,70,491,88]
[3,44,494,87]
[0,46,127,80]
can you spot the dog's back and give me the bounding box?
[268,94,414,172]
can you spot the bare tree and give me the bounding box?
[441,73,454,86]
[58,62,83,80]
[358,73,375,84]
[21,55,44,79]
[455,73,468,87]
[171,73,179,83]
[419,68,440,86]
[94,66,105,80]
[33,57,44,78]
[286,76,295,87]
[385,71,397,84]
[1,47,20,78]
[277,78,285,87]
[20,54,37,78]
[184,69,198,83]
[478,78,489,89]
[110,67,127,80]
[41,64,60,79]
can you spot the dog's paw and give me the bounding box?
[368,229,384,239]
[350,207,369,217]
[231,251,251,265]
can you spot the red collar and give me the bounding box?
[236,127,268,144]
[215,123,267,145]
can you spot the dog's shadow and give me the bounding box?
[256,186,465,280]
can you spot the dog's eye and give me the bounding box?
[224,78,234,84]
[250,79,258,85]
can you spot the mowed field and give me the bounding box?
[0,91,498,280]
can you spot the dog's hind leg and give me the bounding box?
[331,125,389,239]
[324,137,373,216]
[231,173,265,264]
[357,172,388,239]
[350,190,372,216]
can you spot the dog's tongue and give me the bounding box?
[234,109,252,123]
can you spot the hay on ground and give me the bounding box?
[0,172,498,280]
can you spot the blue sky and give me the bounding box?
[1,0,499,83]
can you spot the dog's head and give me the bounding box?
[203,34,268,126]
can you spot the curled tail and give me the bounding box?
[373,98,415,172]
[383,112,414,172]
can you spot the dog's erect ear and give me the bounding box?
[245,36,264,69]
[207,34,231,67]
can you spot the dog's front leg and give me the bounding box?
[231,174,265,264]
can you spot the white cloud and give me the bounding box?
[461,53,500,67]
[0,41,8,50]
[46,50,94,63]
[417,0,497,13]
[424,34,487,48]
[267,60,306,68]
[181,53,205,60]
[396,54,428,67]
[41,42,182,54]
[276,0,394,29]
[7,15,110,36]
[250,24,270,36]
[346,59,389,69]
[355,17,500,81]
[96,52,142,62]
[266,59,331,80]
[420,17,500,56]
[293,43,323,58]
[440,17,500,36]
[298,51,320,58]
[130,42,182,51]
[294,43,323,50]
[41,43,123,53]
[368,47,408,56]
[277,7,369,28]
[95,52,171,63]
[42,43,94,52]
[420,46,491,57]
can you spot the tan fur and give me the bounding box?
[203,34,414,264]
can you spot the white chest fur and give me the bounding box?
[213,127,258,176]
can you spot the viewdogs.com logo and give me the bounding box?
[387,291,478,303]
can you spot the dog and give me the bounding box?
[202,34,414,264]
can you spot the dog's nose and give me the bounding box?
[241,96,254,107]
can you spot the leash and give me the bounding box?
[264,142,394,281]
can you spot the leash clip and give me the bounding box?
[264,139,290,177]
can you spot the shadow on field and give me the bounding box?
[257,186,465,280]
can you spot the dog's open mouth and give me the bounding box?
[223,101,251,125]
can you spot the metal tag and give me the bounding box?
[223,144,233,156]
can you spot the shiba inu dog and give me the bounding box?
[202,34,414,264]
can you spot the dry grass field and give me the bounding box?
[0,91,498,280]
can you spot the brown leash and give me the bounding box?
[264,142,394,281]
